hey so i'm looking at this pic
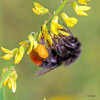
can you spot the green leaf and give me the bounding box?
[0,88,5,100]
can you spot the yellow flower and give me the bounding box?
[1,47,12,54]
[78,0,91,5]
[61,13,78,27]
[51,15,59,35]
[8,80,16,93]
[19,41,28,47]
[51,15,63,35]
[27,35,34,54]
[1,68,18,93]
[14,46,25,64]
[1,47,18,60]
[42,23,48,41]
[42,23,53,45]
[32,2,49,15]
[1,54,13,60]
[8,69,17,93]
[27,34,38,54]
[52,22,63,29]
[72,1,91,16]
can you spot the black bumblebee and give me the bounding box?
[35,25,81,76]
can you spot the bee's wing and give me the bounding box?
[35,67,54,76]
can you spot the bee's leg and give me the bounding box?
[35,68,54,76]
[63,24,73,36]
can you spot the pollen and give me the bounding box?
[36,44,48,59]
[29,50,42,66]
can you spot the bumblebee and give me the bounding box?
[30,25,81,76]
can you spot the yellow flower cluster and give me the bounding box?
[1,68,18,93]
[38,17,70,46]
[32,1,91,29]
[1,33,39,64]
[1,32,49,65]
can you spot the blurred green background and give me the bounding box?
[0,0,100,100]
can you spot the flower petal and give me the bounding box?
[78,0,87,5]
[78,0,91,5]
[14,46,25,64]
[12,81,16,93]
[19,41,28,47]
[51,15,63,35]
[34,2,44,10]
[32,8,42,15]
[52,22,63,29]
[61,13,78,27]
[1,54,13,60]
[27,35,34,54]
[77,6,91,11]
[42,23,48,40]
[1,47,12,54]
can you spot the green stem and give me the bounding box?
[0,65,15,87]
[35,0,68,39]
[47,0,68,26]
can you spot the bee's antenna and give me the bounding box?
[63,24,73,36]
